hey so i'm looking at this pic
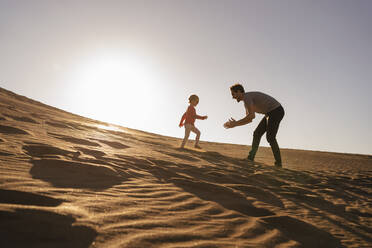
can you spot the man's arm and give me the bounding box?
[233,112,255,126]
[224,104,255,128]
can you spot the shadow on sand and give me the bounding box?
[30,158,124,190]
[0,189,96,248]
[0,208,97,248]
[120,147,347,248]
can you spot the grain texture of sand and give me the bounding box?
[0,87,371,248]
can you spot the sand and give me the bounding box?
[0,87,371,248]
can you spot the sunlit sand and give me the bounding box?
[96,124,122,132]
[0,87,371,248]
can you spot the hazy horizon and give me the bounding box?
[1,0,371,155]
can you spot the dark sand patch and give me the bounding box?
[0,124,29,135]
[0,209,97,248]
[23,144,75,157]
[30,158,123,189]
[262,215,345,248]
[0,150,13,156]
[0,189,63,207]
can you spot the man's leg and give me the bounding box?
[266,107,284,166]
[248,116,267,161]
[181,124,192,148]
[269,139,281,166]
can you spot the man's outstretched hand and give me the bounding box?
[223,118,236,129]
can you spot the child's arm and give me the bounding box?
[179,113,186,127]
[195,114,208,120]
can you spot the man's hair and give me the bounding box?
[188,94,199,102]
[230,83,245,93]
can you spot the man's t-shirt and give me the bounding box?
[244,92,281,115]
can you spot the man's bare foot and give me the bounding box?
[194,145,202,149]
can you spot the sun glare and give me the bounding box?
[77,54,152,97]
[71,51,163,124]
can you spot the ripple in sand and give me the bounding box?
[170,178,274,217]
[45,121,73,129]
[74,146,106,158]
[3,113,39,124]
[48,132,101,147]
[91,138,130,149]
[0,124,29,135]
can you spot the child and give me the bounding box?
[179,94,208,149]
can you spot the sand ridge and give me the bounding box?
[0,87,371,248]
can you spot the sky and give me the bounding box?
[1,0,371,155]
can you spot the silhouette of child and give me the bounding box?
[179,94,207,149]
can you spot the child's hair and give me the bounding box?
[188,94,199,103]
[230,83,245,93]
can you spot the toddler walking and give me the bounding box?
[179,94,208,149]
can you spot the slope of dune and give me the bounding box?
[0,87,371,248]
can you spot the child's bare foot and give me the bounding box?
[194,145,202,149]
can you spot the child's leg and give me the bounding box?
[190,125,201,147]
[181,124,192,148]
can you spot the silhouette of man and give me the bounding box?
[224,84,285,167]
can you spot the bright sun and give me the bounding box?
[71,51,163,123]
[78,54,151,96]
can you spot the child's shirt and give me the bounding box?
[179,105,202,126]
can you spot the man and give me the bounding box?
[224,84,285,167]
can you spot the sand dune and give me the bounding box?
[0,87,371,248]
